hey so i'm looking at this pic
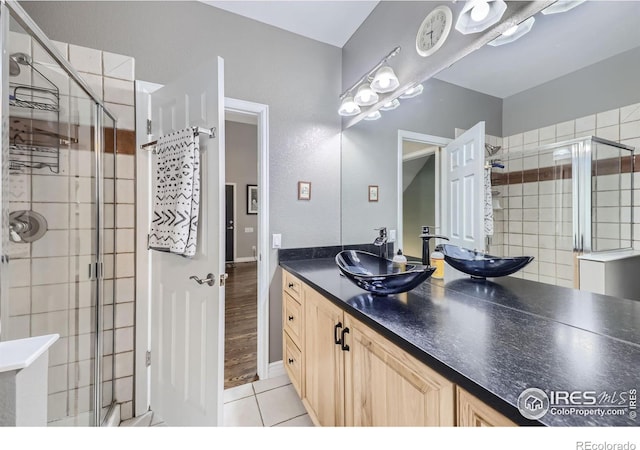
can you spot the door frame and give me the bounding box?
[134,86,270,417]
[396,130,451,253]
[225,183,238,263]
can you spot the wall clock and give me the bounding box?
[416,5,453,57]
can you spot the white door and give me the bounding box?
[441,122,485,250]
[148,57,225,426]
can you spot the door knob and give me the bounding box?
[189,273,215,286]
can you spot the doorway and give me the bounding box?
[224,116,259,388]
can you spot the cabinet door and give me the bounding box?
[303,287,345,426]
[457,386,516,427]
[344,314,455,426]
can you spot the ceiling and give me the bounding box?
[202,1,379,48]
[202,1,640,98]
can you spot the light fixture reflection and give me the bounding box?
[380,98,400,111]
[455,0,507,35]
[354,83,379,106]
[338,95,361,116]
[488,17,535,47]
[371,65,400,93]
[399,84,424,99]
[542,0,586,15]
[364,110,382,121]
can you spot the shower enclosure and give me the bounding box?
[492,135,634,288]
[0,2,115,426]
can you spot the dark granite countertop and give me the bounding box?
[280,257,640,426]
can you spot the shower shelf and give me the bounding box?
[9,143,60,173]
[9,84,59,112]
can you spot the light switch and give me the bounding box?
[245,227,254,233]
[389,229,397,242]
[272,234,282,249]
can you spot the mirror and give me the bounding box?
[341,1,640,276]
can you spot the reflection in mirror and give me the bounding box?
[341,1,640,289]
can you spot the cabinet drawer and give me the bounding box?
[284,332,303,396]
[283,271,302,301]
[283,292,302,345]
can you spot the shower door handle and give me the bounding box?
[190,273,215,286]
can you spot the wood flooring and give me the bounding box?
[224,261,259,389]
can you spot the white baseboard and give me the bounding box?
[268,360,285,378]
[233,256,257,263]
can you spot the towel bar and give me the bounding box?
[140,126,216,151]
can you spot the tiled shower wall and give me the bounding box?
[5,32,136,423]
[489,102,640,288]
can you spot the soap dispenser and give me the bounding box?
[392,249,407,272]
[430,248,445,279]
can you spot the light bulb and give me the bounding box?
[354,83,379,106]
[470,1,490,22]
[399,84,424,99]
[502,24,518,37]
[364,110,382,121]
[338,96,361,116]
[371,66,400,93]
[380,99,400,111]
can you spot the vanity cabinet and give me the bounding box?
[282,269,515,427]
[457,386,516,427]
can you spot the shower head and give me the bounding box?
[9,52,32,77]
[485,143,501,156]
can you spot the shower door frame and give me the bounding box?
[0,0,118,426]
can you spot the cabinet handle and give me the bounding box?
[288,315,294,321]
[334,322,343,345]
[288,358,294,364]
[288,282,294,288]
[341,327,350,351]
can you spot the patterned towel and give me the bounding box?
[148,128,200,257]
[484,166,494,236]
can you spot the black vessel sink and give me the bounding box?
[438,244,533,279]
[336,250,435,295]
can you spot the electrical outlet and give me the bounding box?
[389,229,397,242]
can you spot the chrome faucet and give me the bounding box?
[373,227,389,259]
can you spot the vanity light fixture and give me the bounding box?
[455,0,507,35]
[371,65,400,93]
[338,95,361,117]
[380,98,400,111]
[364,110,382,121]
[488,16,535,47]
[354,83,379,106]
[541,0,586,15]
[399,84,424,99]
[338,46,401,117]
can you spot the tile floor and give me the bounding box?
[120,374,312,427]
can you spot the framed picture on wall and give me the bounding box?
[298,181,311,200]
[247,185,258,214]
[368,185,379,202]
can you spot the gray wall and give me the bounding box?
[22,1,343,362]
[503,46,640,136]
[403,157,435,260]
[341,77,502,245]
[226,121,258,260]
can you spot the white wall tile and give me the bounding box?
[103,52,135,81]
[116,253,135,278]
[32,230,70,258]
[115,302,134,328]
[114,351,134,378]
[32,283,70,313]
[67,333,93,363]
[116,179,135,204]
[71,72,102,101]
[68,203,95,229]
[115,278,135,303]
[104,77,134,106]
[68,386,93,414]
[523,129,538,145]
[32,256,69,285]
[48,391,68,422]
[69,229,93,256]
[114,376,133,402]
[32,175,69,203]
[620,120,640,140]
[49,364,68,394]
[104,179,115,204]
[574,114,596,134]
[9,258,30,288]
[31,310,68,337]
[620,103,640,123]
[556,120,575,138]
[8,287,30,316]
[68,150,94,177]
[9,175,31,202]
[116,154,135,180]
[105,102,135,131]
[32,203,69,230]
[115,326,134,353]
[596,108,619,128]
[538,125,555,141]
[116,204,135,228]
[120,401,133,421]
[68,360,93,389]
[596,124,619,142]
[7,315,30,340]
[116,229,135,253]
[69,177,94,204]
[69,44,102,75]
[508,133,524,147]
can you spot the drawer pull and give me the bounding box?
[341,327,350,352]
[334,322,343,345]
[288,358,294,364]
[288,315,294,321]
[288,282,294,288]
